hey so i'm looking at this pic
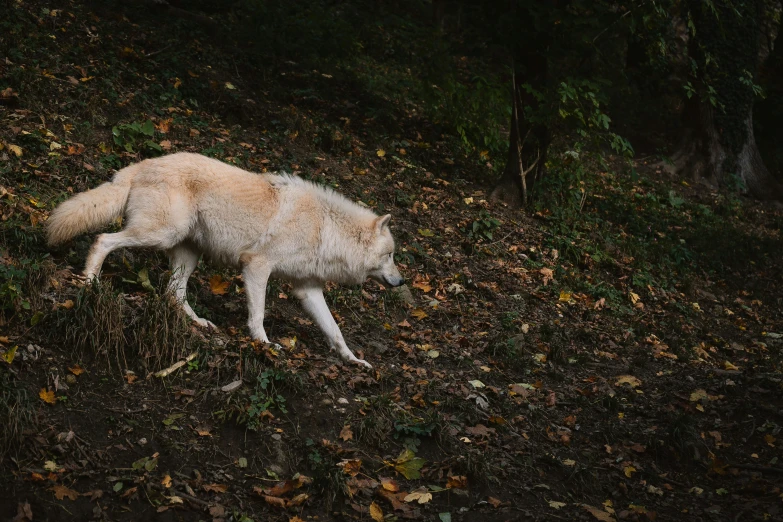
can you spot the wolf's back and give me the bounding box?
[47,164,138,246]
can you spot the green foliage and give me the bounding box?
[0,262,31,317]
[469,210,501,241]
[246,368,289,430]
[111,119,161,155]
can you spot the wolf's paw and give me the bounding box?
[353,358,373,370]
[194,318,218,331]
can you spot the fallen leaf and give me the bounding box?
[394,448,426,479]
[161,475,172,488]
[689,389,709,402]
[340,459,362,476]
[411,308,428,320]
[39,388,57,404]
[468,379,485,388]
[203,483,228,493]
[404,488,432,504]
[615,375,641,388]
[50,484,79,501]
[340,425,354,441]
[7,144,22,157]
[488,497,502,508]
[581,504,616,522]
[624,465,636,478]
[376,149,386,157]
[68,364,84,375]
[370,501,384,522]
[447,475,467,489]
[209,275,230,295]
[549,500,567,509]
[380,477,399,492]
[1,345,18,364]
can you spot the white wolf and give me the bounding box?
[47,152,405,368]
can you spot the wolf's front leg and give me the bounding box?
[293,285,371,369]
[242,256,272,343]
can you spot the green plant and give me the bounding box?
[470,210,501,241]
[246,368,289,430]
[111,119,162,155]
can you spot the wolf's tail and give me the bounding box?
[47,164,139,246]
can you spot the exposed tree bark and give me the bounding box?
[490,53,549,207]
[754,1,783,181]
[670,0,783,199]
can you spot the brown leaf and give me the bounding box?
[39,388,56,404]
[287,493,308,507]
[464,424,494,439]
[68,365,85,376]
[50,484,79,501]
[370,501,384,522]
[202,483,227,493]
[447,475,468,489]
[341,459,362,476]
[209,275,230,295]
[581,504,616,522]
[487,496,503,508]
[339,425,353,441]
[263,495,287,508]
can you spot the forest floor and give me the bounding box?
[1,2,783,521]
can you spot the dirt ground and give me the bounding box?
[1,1,783,521]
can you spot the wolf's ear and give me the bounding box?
[375,214,392,233]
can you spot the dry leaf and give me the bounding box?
[39,388,57,404]
[446,475,467,489]
[404,488,432,504]
[209,275,230,295]
[376,149,386,157]
[68,365,85,376]
[50,484,79,501]
[581,504,616,522]
[339,425,354,441]
[615,375,641,388]
[380,477,399,492]
[203,483,228,493]
[411,308,428,320]
[370,501,384,522]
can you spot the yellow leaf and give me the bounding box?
[7,144,22,157]
[68,364,85,376]
[615,375,641,388]
[376,149,386,157]
[404,488,432,504]
[39,388,57,404]
[765,434,776,447]
[225,82,236,90]
[370,501,384,522]
[624,465,636,478]
[629,292,640,304]
[161,474,172,488]
[549,501,567,509]
[689,389,709,402]
[558,290,572,302]
[723,360,739,371]
[209,275,230,295]
[381,477,399,492]
[60,299,74,309]
[1,345,18,364]
[411,308,428,320]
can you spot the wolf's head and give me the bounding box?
[366,214,405,288]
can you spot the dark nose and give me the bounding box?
[386,276,405,287]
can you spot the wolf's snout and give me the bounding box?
[385,275,405,287]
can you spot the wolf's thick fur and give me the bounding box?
[48,152,404,368]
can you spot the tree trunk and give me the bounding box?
[671,0,783,199]
[490,52,549,207]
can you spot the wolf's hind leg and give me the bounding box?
[242,256,272,343]
[167,244,215,330]
[293,285,371,369]
[84,230,160,280]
